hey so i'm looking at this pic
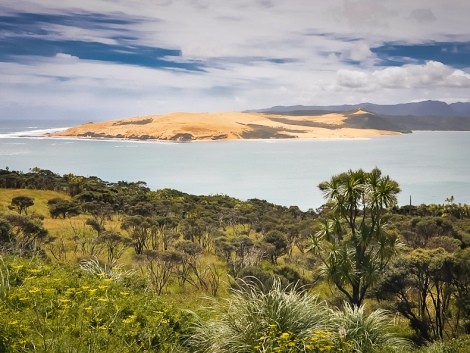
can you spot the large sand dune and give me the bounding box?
[50,110,400,141]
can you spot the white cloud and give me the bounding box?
[341,42,375,62]
[337,69,370,88]
[337,61,470,91]
[44,24,120,45]
[1,0,470,119]
[54,53,79,62]
[10,0,470,57]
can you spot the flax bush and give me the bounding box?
[187,279,352,353]
[330,303,411,353]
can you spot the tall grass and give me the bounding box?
[188,279,336,353]
[0,256,10,299]
[330,303,412,353]
[188,279,411,353]
[417,336,470,353]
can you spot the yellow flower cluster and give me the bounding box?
[255,326,352,353]
[122,314,137,324]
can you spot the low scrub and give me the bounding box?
[0,255,189,352]
[188,279,409,353]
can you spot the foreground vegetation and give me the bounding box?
[1,167,470,352]
[0,256,188,352]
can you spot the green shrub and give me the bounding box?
[188,279,351,353]
[0,255,189,352]
[330,303,412,353]
[418,336,470,353]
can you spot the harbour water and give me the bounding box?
[1,120,469,210]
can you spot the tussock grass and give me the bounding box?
[188,279,331,353]
[331,303,412,353]
[188,279,411,353]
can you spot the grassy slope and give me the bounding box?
[0,188,70,215]
[0,188,88,235]
[0,188,232,309]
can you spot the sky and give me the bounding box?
[1,0,469,121]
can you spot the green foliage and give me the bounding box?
[9,196,34,215]
[4,167,470,350]
[312,168,401,306]
[417,336,470,353]
[188,279,340,353]
[188,279,409,353]
[254,326,351,353]
[3,214,49,253]
[234,265,308,293]
[0,255,189,352]
[0,217,12,244]
[263,230,289,264]
[331,303,411,353]
[47,197,81,219]
[376,248,464,341]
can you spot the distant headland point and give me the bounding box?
[48,100,470,142]
[49,110,401,142]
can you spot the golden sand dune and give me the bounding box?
[51,111,400,142]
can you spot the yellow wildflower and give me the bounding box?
[122,315,137,324]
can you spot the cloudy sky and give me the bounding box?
[1,0,469,121]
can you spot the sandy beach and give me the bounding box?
[50,110,400,142]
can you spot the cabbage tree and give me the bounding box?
[311,168,401,307]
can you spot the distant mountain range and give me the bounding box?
[255,100,470,117]
[253,100,470,131]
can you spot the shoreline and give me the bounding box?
[46,110,404,142]
[1,132,386,143]
[11,129,470,144]
[41,132,396,143]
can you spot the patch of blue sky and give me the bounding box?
[0,12,204,71]
[372,42,470,68]
[0,12,140,32]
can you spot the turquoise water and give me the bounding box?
[0,121,469,210]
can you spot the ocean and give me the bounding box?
[1,119,469,210]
